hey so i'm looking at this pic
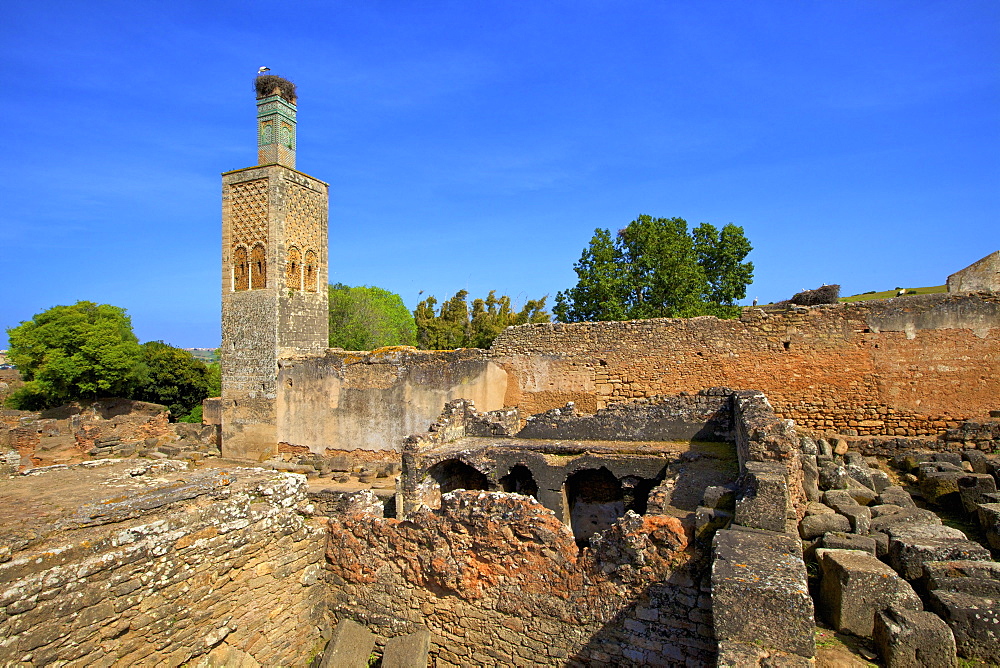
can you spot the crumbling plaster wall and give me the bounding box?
[276,347,507,454]
[490,293,999,437]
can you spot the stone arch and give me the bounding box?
[499,464,538,499]
[427,459,491,495]
[287,246,301,291]
[304,250,318,292]
[233,246,249,291]
[250,243,266,289]
[565,467,624,546]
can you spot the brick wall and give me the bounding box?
[490,293,999,437]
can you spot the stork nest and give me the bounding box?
[255,75,297,103]
[789,284,841,306]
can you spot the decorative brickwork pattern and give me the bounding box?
[228,179,268,248]
[304,249,318,292]
[284,179,322,260]
[250,243,266,289]
[287,246,302,291]
[233,246,248,291]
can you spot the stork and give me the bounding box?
[257,66,270,75]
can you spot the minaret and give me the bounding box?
[219,74,329,461]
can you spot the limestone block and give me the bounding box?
[823,489,859,511]
[712,528,815,659]
[957,474,997,514]
[869,469,891,493]
[978,502,1000,550]
[382,629,431,668]
[869,508,941,534]
[877,486,917,508]
[885,524,992,581]
[838,505,872,535]
[702,483,736,511]
[821,532,877,556]
[846,464,875,492]
[818,549,922,637]
[320,619,375,668]
[872,607,957,668]
[928,589,1000,663]
[920,471,964,508]
[923,559,1000,591]
[799,513,851,540]
[804,501,836,516]
[734,462,788,533]
[819,463,848,490]
[801,454,820,502]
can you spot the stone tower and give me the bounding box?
[220,75,329,460]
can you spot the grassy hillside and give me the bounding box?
[839,285,947,303]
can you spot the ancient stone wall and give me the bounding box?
[948,250,999,293]
[325,491,713,666]
[276,347,507,454]
[0,461,328,666]
[490,293,999,437]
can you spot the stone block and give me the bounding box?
[963,449,989,474]
[877,486,916,508]
[712,528,815,659]
[920,471,964,508]
[821,532,877,556]
[846,464,875,491]
[382,629,431,668]
[734,462,788,533]
[933,452,963,467]
[702,484,736,511]
[320,619,375,668]
[978,502,1000,550]
[872,606,957,668]
[885,524,992,581]
[838,505,872,535]
[927,589,1000,663]
[845,478,879,505]
[801,455,820,502]
[818,548,922,637]
[869,469,891,493]
[819,463,848,490]
[957,474,997,514]
[823,489,859,511]
[799,513,851,540]
[695,506,733,540]
[923,559,1000,591]
[869,508,941,533]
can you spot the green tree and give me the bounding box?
[132,341,212,418]
[328,284,417,350]
[6,301,143,409]
[554,215,753,322]
[415,290,551,349]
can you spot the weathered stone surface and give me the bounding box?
[978,502,1000,550]
[877,486,917,508]
[0,461,326,667]
[872,607,957,668]
[821,533,877,556]
[712,528,814,659]
[320,619,376,668]
[382,628,431,668]
[838,504,872,535]
[957,474,998,514]
[920,471,964,508]
[870,508,941,533]
[927,589,1000,663]
[817,549,922,637]
[923,559,1000,591]
[801,454,820,502]
[734,461,788,533]
[885,524,992,580]
[799,513,851,540]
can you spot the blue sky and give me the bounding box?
[2,1,998,348]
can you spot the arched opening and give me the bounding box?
[287,246,301,291]
[566,467,624,547]
[250,243,267,289]
[427,459,491,495]
[500,464,538,499]
[304,250,318,292]
[233,246,249,291]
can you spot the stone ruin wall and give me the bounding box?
[276,347,507,454]
[490,293,999,439]
[326,491,713,667]
[0,462,327,667]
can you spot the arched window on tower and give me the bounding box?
[251,243,267,289]
[304,250,318,292]
[287,246,301,291]
[233,246,249,291]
